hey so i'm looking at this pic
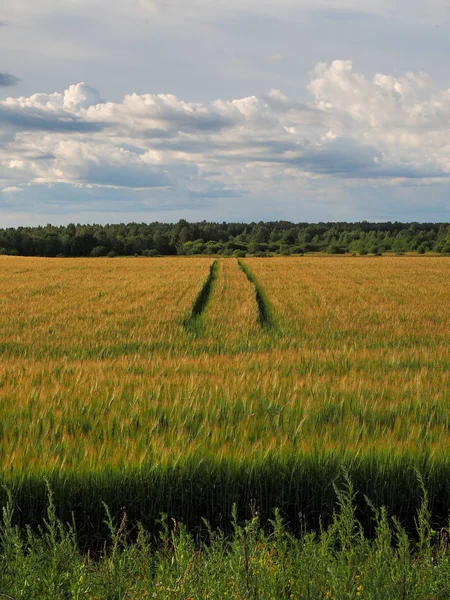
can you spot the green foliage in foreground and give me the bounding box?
[4,454,450,549]
[1,477,450,599]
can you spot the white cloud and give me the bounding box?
[2,82,102,114]
[63,83,103,110]
[2,61,450,208]
[308,60,450,175]
[1,186,23,192]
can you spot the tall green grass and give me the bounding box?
[1,476,450,599]
[1,453,450,545]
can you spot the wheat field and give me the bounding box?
[0,255,449,536]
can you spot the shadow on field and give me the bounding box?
[237,259,278,331]
[3,455,450,550]
[183,260,218,335]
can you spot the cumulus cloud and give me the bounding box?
[307,60,450,175]
[37,140,172,188]
[63,83,103,110]
[3,63,450,202]
[0,83,105,132]
[0,72,20,87]
[0,106,105,132]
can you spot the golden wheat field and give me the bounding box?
[0,255,450,531]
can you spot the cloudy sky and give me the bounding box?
[2,1,450,225]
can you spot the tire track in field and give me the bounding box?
[202,258,260,345]
[183,260,218,334]
[237,259,278,331]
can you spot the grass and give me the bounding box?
[1,476,450,599]
[0,255,449,543]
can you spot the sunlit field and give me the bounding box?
[1,255,449,537]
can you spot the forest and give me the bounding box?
[1,219,449,257]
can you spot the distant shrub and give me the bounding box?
[248,242,269,254]
[90,246,108,257]
[0,247,8,255]
[142,249,159,257]
[107,250,117,258]
[359,248,368,255]
[233,250,246,258]
[327,244,345,255]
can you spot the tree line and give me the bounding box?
[1,220,449,257]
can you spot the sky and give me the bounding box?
[2,1,450,225]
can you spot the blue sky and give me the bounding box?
[1,0,450,225]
